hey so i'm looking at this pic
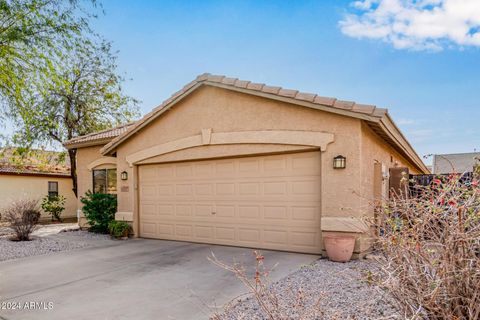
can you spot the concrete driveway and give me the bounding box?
[0,239,318,320]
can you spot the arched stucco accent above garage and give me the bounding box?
[125,129,335,166]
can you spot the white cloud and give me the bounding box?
[339,0,480,51]
[397,117,416,125]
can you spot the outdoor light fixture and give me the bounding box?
[121,171,128,180]
[333,155,346,169]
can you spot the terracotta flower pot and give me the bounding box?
[324,235,356,262]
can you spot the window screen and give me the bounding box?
[93,169,117,194]
[48,181,59,198]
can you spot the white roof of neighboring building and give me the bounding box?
[433,152,480,174]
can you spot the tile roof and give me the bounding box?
[0,164,70,177]
[0,149,70,177]
[101,73,387,155]
[67,72,426,173]
[63,122,135,148]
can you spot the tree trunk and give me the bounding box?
[68,148,78,198]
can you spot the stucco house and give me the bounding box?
[64,73,428,257]
[0,149,77,220]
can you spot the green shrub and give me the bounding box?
[108,220,131,239]
[80,191,117,233]
[41,195,66,222]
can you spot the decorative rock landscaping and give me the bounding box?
[219,259,400,320]
[0,228,114,262]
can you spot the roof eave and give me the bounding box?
[0,171,71,178]
[64,137,114,150]
[101,81,386,156]
[378,114,429,173]
[101,81,204,156]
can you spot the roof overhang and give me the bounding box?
[99,74,428,174]
[64,137,113,150]
[0,171,70,178]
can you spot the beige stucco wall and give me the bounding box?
[360,122,420,206]
[76,145,117,227]
[113,86,364,237]
[73,85,424,255]
[0,174,76,220]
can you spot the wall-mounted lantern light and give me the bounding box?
[333,155,346,169]
[121,171,128,180]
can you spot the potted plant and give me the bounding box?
[323,234,356,262]
[108,220,131,240]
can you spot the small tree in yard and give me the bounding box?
[80,191,117,233]
[7,39,139,197]
[41,195,66,222]
[373,173,480,319]
[2,199,41,241]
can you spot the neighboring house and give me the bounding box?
[0,149,77,221]
[64,73,428,257]
[433,152,480,174]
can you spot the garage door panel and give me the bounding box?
[158,204,174,216]
[158,184,174,196]
[215,227,236,241]
[139,151,322,254]
[175,224,193,237]
[157,165,174,179]
[238,205,260,219]
[140,203,157,216]
[141,222,157,235]
[139,166,158,181]
[194,162,215,176]
[215,205,235,217]
[195,204,214,217]
[195,225,214,239]
[238,159,260,174]
[215,161,236,176]
[216,183,235,195]
[291,231,318,247]
[195,183,213,196]
[175,204,192,216]
[238,228,261,242]
[264,229,288,245]
[140,185,157,199]
[291,206,319,221]
[158,223,174,236]
[263,157,287,172]
[175,184,193,196]
[263,206,288,220]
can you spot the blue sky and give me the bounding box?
[91,0,480,164]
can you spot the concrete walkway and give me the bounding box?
[32,223,79,237]
[0,239,318,320]
[0,223,79,238]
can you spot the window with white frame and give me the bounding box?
[92,168,117,194]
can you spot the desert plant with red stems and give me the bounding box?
[373,171,480,319]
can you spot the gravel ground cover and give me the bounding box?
[219,259,399,320]
[0,230,113,262]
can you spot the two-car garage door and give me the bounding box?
[138,151,322,254]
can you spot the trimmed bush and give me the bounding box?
[108,220,131,239]
[41,195,66,222]
[80,191,117,233]
[2,199,41,241]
